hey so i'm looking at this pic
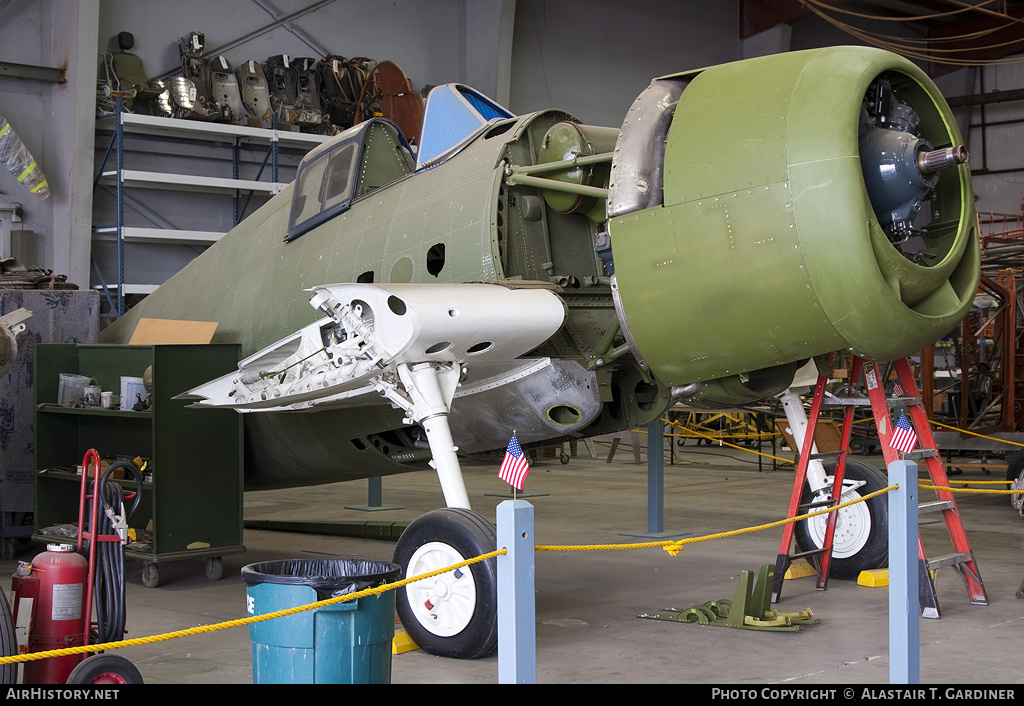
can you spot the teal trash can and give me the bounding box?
[242,559,401,684]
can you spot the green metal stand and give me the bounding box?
[640,564,820,632]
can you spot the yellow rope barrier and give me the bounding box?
[2,484,896,665]
[537,485,897,557]
[921,483,1022,495]
[664,413,1024,469]
[660,417,795,465]
[6,454,1021,668]
[0,548,506,666]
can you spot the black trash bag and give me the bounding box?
[241,559,400,601]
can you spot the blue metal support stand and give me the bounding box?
[621,418,688,539]
[889,460,920,684]
[344,476,403,512]
[114,95,125,317]
[497,500,536,684]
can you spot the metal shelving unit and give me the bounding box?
[93,107,330,314]
[32,343,243,587]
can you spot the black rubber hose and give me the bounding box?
[88,461,143,644]
[0,589,16,685]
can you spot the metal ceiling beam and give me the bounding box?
[153,0,338,79]
[946,88,1024,107]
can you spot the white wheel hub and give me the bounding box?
[404,541,477,637]
[1011,474,1024,516]
[805,479,871,559]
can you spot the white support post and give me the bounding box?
[497,500,536,684]
[778,387,829,492]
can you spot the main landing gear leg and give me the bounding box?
[383,362,499,658]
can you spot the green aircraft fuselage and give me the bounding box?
[100,46,979,490]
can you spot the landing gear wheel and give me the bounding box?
[1,589,16,685]
[142,562,160,588]
[1007,453,1024,516]
[393,508,498,659]
[1006,450,1024,499]
[1007,451,1024,484]
[66,654,143,684]
[794,460,889,579]
[206,557,224,581]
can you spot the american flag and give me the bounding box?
[890,411,918,454]
[499,434,531,491]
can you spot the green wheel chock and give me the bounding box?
[744,613,793,628]
[702,600,730,618]
[639,566,818,631]
[769,608,820,626]
[724,570,756,628]
[749,565,775,617]
[681,606,717,624]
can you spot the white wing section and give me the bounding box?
[178,282,566,413]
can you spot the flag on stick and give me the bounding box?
[499,433,531,491]
[890,411,918,454]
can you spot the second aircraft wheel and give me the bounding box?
[794,460,889,579]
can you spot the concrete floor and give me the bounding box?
[3,434,1023,685]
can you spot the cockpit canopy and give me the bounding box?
[286,119,414,242]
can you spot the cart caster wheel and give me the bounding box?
[142,562,160,588]
[206,557,223,581]
[67,654,143,684]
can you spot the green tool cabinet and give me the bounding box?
[33,343,243,587]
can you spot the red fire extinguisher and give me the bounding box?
[11,544,88,684]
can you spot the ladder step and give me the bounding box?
[782,356,988,614]
[919,500,956,515]
[888,396,921,407]
[821,395,921,408]
[822,396,870,407]
[926,552,973,570]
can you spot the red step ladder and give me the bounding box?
[772,357,987,617]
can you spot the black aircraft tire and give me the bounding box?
[394,508,498,659]
[66,654,143,685]
[794,460,889,580]
[0,590,15,685]
[1006,450,1024,486]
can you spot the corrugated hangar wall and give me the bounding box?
[0,0,1021,296]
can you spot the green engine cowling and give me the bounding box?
[608,46,978,405]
